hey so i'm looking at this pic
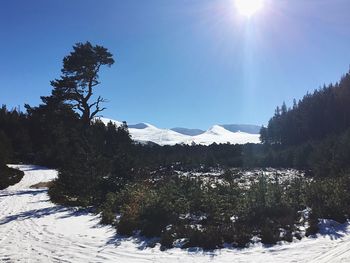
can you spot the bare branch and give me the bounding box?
[90,107,107,120]
[89,95,107,121]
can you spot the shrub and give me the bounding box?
[260,222,280,245]
[305,212,319,237]
[182,226,223,250]
[117,217,138,236]
[101,172,349,249]
[306,176,350,223]
[100,192,118,225]
[160,229,175,250]
[0,165,24,190]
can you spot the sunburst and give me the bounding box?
[235,0,264,18]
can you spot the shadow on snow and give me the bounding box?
[0,205,93,225]
[0,189,47,198]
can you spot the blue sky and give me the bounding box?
[1,0,350,129]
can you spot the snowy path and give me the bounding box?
[0,165,349,262]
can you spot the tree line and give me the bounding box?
[260,71,350,176]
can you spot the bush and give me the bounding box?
[117,217,138,236]
[221,223,252,248]
[182,226,223,250]
[100,193,118,225]
[305,213,319,237]
[140,204,171,237]
[115,183,153,236]
[0,165,24,190]
[160,229,175,250]
[52,166,350,249]
[234,231,252,248]
[306,176,350,223]
[260,222,280,245]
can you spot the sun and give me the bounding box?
[235,0,264,18]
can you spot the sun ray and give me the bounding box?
[235,0,264,18]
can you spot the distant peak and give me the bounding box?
[128,123,150,129]
[206,125,231,135]
[171,127,205,136]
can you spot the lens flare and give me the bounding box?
[235,0,264,18]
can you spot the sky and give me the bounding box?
[1,0,350,129]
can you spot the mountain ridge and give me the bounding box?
[97,117,260,146]
[171,127,205,136]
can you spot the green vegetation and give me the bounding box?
[98,172,350,249]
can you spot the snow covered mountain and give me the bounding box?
[98,117,260,146]
[171,127,205,136]
[172,125,261,135]
[183,125,260,145]
[125,122,191,146]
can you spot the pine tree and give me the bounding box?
[51,42,115,125]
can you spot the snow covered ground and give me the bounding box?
[98,118,261,146]
[1,165,350,262]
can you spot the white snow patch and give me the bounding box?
[130,124,191,146]
[97,117,123,127]
[185,125,260,146]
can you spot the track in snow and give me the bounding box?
[0,165,349,262]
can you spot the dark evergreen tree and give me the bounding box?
[25,87,81,166]
[262,71,350,146]
[0,105,32,162]
[51,42,115,125]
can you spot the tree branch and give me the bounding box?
[89,96,107,120]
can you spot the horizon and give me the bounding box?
[2,0,350,129]
[101,116,262,131]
